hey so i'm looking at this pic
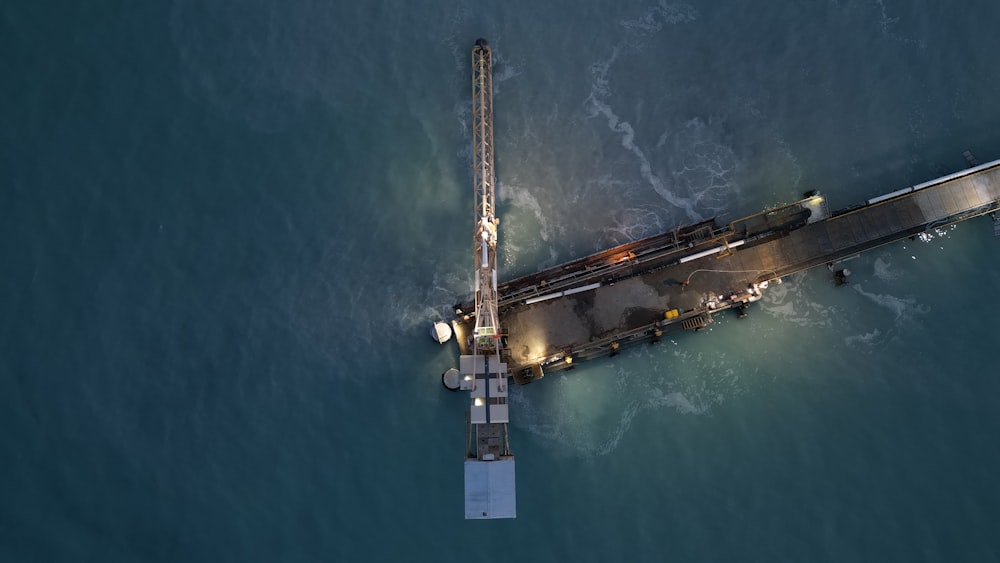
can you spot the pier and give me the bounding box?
[442,39,1000,520]
[452,158,1000,384]
[454,39,516,520]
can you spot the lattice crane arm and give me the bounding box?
[471,39,500,354]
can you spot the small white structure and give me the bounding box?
[430,321,453,344]
[802,193,830,223]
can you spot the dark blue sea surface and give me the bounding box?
[3,1,1000,561]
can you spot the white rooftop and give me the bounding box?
[464,458,516,519]
[461,354,508,424]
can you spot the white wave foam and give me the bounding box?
[872,0,926,48]
[585,5,742,222]
[509,380,706,457]
[759,274,836,328]
[394,268,467,334]
[509,344,753,458]
[452,100,472,144]
[665,119,741,215]
[852,284,930,323]
[845,328,884,348]
[497,181,553,242]
[768,133,803,188]
[442,4,473,73]
[584,53,704,221]
[873,254,899,282]
[604,207,666,243]
[495,180,565,271]
[619,2,699,35]
[489,51,522,97]
[586,103,699,217]
[907,105,927,139]
[538,246,561,271]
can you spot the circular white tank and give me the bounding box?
[442,368,460,391]
[431,321,453,344]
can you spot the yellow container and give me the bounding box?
[664,309,679,320]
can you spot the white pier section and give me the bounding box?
[464,459,516,519]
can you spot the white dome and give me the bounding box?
[431,322,453,344]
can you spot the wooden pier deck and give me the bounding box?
[452,159,1000,383]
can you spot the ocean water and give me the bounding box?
[3,0,1000,561]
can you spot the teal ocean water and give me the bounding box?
[3,1,1000,561]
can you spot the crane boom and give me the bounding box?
[472,39,500,354]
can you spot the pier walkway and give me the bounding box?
[453,158,1000,383]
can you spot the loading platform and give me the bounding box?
[452,158,1000,383]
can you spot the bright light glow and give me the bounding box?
[473,398,484,407]
[565,356,573,364]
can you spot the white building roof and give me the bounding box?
[464,459,516,519]
[461,354,508,424]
